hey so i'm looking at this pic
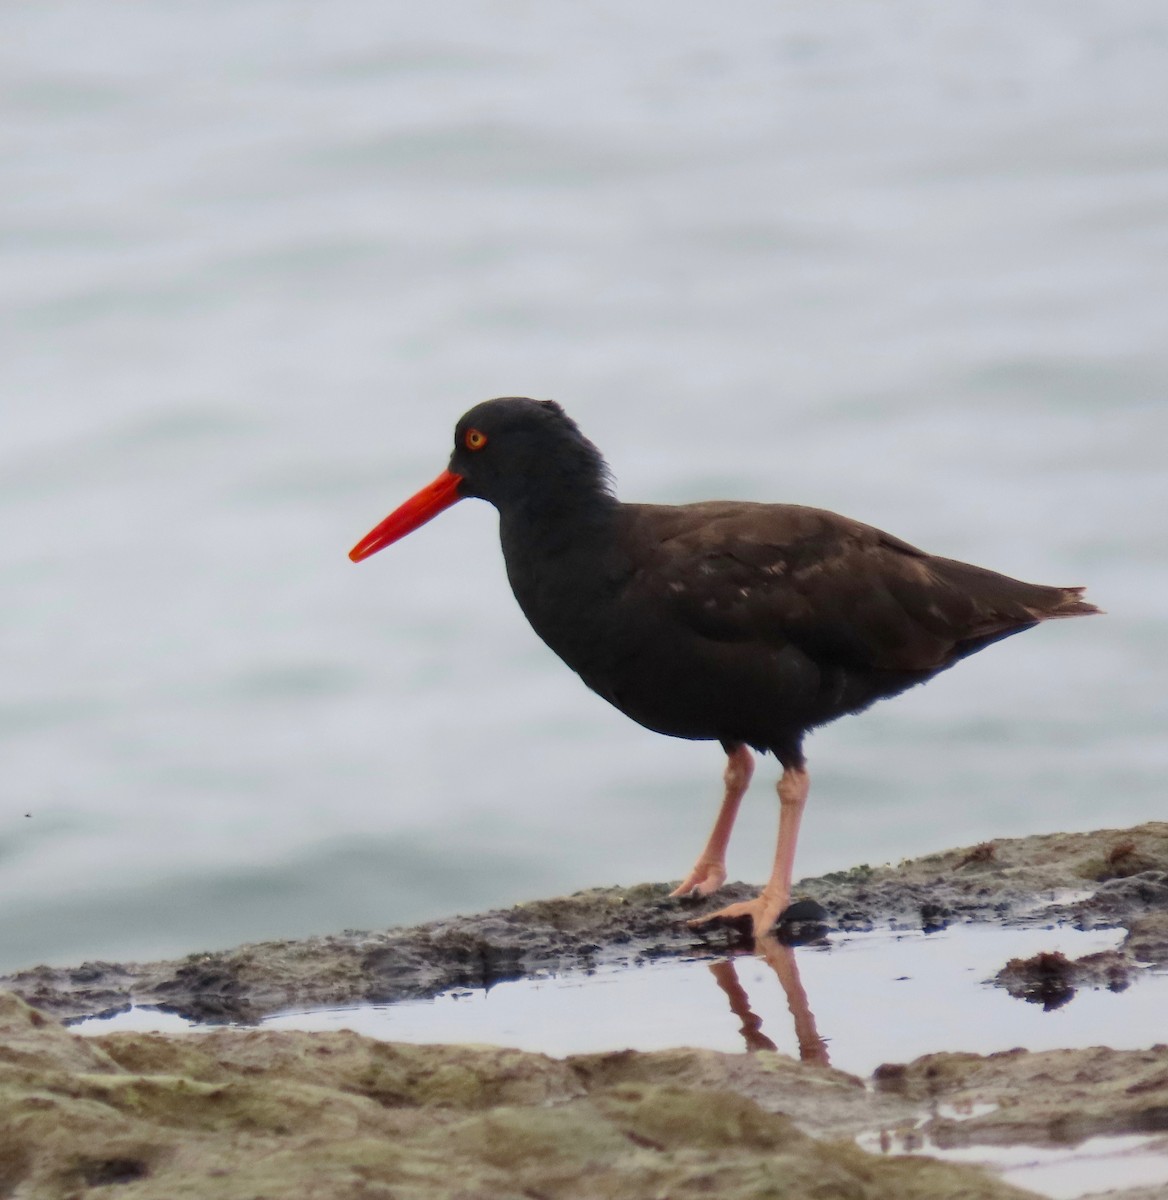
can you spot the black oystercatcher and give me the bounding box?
[350,398,1099,938]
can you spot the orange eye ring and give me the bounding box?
[464,428,488,451]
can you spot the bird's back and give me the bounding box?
[527,500,1099,759]
[617,500,1096,667]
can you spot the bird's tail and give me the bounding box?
[1032,585,1103,620]
[919,561,1101,668]
[928,555,1102,624]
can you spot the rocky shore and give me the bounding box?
[2,820,1166,1198]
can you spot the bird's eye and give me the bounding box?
[465,428,488,451]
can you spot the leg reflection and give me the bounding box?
[709,936,830,1066]
[708,960,778,1052]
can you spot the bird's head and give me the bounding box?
[349,397,612,562]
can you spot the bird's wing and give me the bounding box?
[619,502,1042,672]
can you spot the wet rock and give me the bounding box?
[996,950,1079,1009]
[5,821,1165,1025]
[920,900,952,933]
[1075,872,1168,926]
[994,948,1131,1009]
[874,1043,1168,1148]
[1124,912,1168,967]
[567,1046,872,1138]
[0,992,1030,1200]
[777,896,829,925]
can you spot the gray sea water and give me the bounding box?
[3,1,1166,974]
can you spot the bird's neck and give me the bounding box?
[496,489,626,675]
[498,483,619,559]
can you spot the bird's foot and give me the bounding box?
[669,860,728,899]
[688,892,788,941]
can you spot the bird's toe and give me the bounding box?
[688,894,786,940]
[669,863,728,899]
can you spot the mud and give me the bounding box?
[3,821,1165,1025]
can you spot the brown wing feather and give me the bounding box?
[619,502,1095,673]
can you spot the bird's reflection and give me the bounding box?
[708,959,778,1053]
[709,934,831,1066]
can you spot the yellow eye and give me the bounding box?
[464,428,488,451]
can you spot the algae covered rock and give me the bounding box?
[875,1042,1168,1147]
[0,991,1033,1199]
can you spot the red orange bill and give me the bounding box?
[349,469,464,562]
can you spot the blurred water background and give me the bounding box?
[2,1,1165,973]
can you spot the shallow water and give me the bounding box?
[3,1,1168,972]
[864,1131,1168,1200]
[74,923,1168,1198]
[74,924,1164,1078]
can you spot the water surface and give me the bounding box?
[2,1,1166,971]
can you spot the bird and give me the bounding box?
[349,397,1099,939]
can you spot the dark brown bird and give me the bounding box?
[350,398,1099,938]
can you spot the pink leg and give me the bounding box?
[690,763,810,939]
[669,744,754,898]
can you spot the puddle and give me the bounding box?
[73,924,1164,1079]
[857,1128,1168,1200]
[71,922,1168,1199]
